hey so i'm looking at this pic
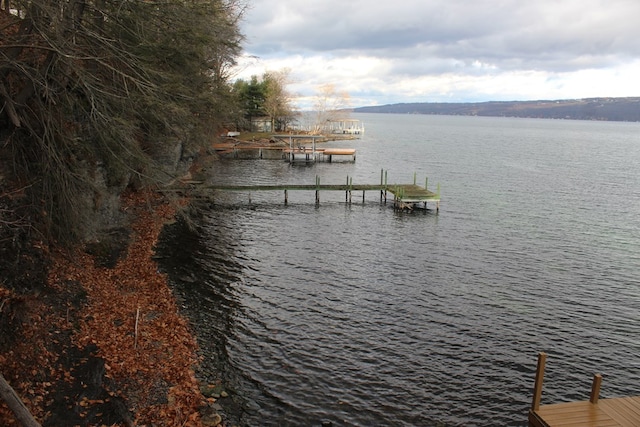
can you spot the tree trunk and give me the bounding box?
[0,372,41,427]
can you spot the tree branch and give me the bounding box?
[0,81,21,127]
[0,372,41,427]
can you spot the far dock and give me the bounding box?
[529,352,640,427]
[282,147,356,162]
[212,135,357,163]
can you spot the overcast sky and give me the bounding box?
[234,0,640,109]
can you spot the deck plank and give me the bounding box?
[532,397,640,427]
[600,396,640,427]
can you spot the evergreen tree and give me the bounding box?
[233,70,296,132]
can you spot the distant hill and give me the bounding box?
[353,97,640,122]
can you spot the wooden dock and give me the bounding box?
[206,171,440,211]
[529,352,640,427]
[279,133,356,163]
[281,147,356,162]
[212,135,357,163]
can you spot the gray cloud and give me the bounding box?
[244,0,639,69]
[238,0,640,105]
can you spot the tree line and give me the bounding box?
[0,0,245,243]
[231,77,353,134]
[0,0,357,248]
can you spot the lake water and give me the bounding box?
[156,113,640,426]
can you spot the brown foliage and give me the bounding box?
[0,191,214,426]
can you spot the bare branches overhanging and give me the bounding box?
[0,0,245,242]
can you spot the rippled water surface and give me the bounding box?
[157,114,640,426]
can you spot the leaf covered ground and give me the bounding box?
[0,190,222,426]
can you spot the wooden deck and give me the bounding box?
[213,135,359,163]
[529,353,640,427]
[212,143,357,162]
[322,148,356,162]
[530,396,640,427]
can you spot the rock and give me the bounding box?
[199,403,223,426]
[200,384,222,398]
[245,399,261,412]
[220,390,228,398]
[201,412,222,426]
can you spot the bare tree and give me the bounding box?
[312,83,352,134]
[262,69,296,132]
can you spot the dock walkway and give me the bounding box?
[529,353,640,427]
[206,172,440,211]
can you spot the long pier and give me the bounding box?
[206,171,441,211]
[529,352,640,427]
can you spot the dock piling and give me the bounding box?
[531,352,547,411]
[384,170,388,203]
[590,374,602,404]
[346,176,349,203]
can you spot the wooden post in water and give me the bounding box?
[349,177,353,204]
[284,189,288,205]
[346,176,349,202]
[590,374,602,404]
[288,135,293,163]
[315,176,320,205]
[532,352,547,411]
[413,172,417,185]
[384,170,388,203]
[425,176,429,210]
[312,137,316,161]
